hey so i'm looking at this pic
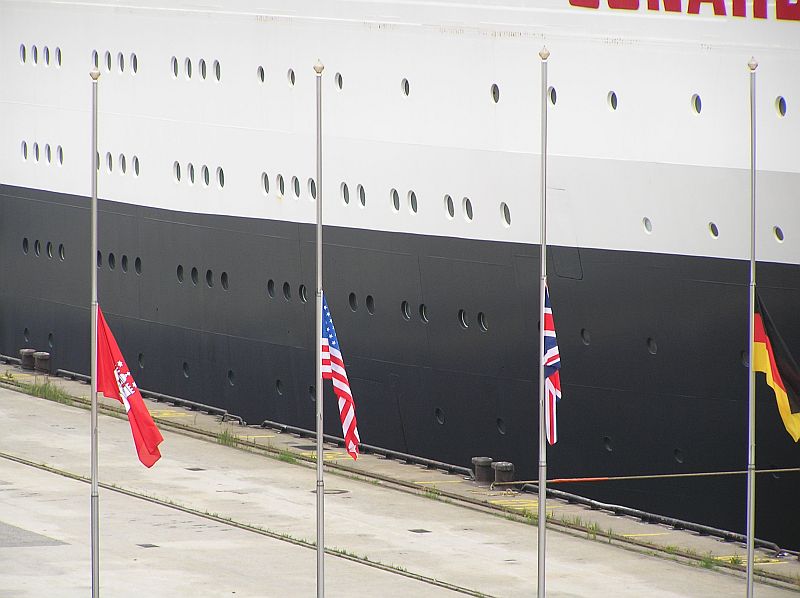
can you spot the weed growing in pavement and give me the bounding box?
[729,555,743,566]
[277,450,298,465]
[423,486,441,501]
[587,521,601,540]
[700,553,716,569]
[22,380,73,405]
[217,428,238,447]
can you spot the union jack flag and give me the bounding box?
[321,295,360,460]
[543,285,561,445]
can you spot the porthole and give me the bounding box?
[121,255,128,272]
[358,184,366,207]
[496,418,506,435]
[775,96,787,117]
[184,57,192,79]
[341,182,350,205]
[134,257,142,274]
[308,178,317,200]
[138,353,144,369]
[227,370,235,386]
[191,267,199,286]
[108,253,116,270]
[22,238,29,254]
[349,292,358,311]
[419,303,429,323]
[202,165,210,186]
[647,337,658,355]
[130,53,137,74]
[283,282,291,301]
[177,265,184,283]
[548,86,557,105]
[673,448,685,464]
[58,244,65,261]
[741,350,750,368]
[491,83,500,104]
[463,197,473,222]
[391,189,400,212]
[458,309,469,329]
[106,152,113,173]
[133,156,140,176]
[45,144,51,164]
[96,151,99,171]
[44,46,50,66]
[581,328,591,345]
[173,161,181,182]
[291,176,300,198]
[478,312,488,332]
[119,154,127,174]
[299,284,308,303]
[205,269,214,288]
[46,241,53,259]
[275,379,284,396]
[366,295,375,315]
[774,226,785,242]
[32,45,38,65]
[335,72,343,90]
[118,52,125,73]
[21,141,28,161]
[104,50,111,72]
[267,279,275,298]
[434,408,445,425]
[213,60,221,81]
[401,301,411,320]
[182,362,189,378]
[34,240,41,256]
[188,163,195,185]
[96,250,102,267]
[257,65,265,83]
[33,142,40,162]
[19,44,26,64]
[500,202,511,227]
[401,78,410,96]
[171,56,178,78]
[277,174,285,195]
[221,272,229,290]
[56,146,63,166]
[261,172,270,195]
[23,328,30,343]
[708,222,719,238]
[608,91,618,111]
[642,217,653,233]
[603,436,613,452]
[92,49,99,68]
[217,167,225,189]
[309,385,316,402]
[199,58,207,79]
[287,68,295,86]
[691,93,702,114]
[408,190,418,214]
[55,47,62,67]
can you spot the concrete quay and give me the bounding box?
[0,363,797,597]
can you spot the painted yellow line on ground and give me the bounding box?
[150,410,191,417]
[712,555,786,565]
[299,450,349,462]
[414,480,464,485]
[621,533,671,538]
[238,434,276,440]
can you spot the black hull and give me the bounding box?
[2,184,798,548]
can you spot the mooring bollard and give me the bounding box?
[471,456,493,484]
[19,348,36,370]
[33,351,51,374]
[492,461,514,484]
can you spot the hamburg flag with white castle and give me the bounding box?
[543,285,562,445]
[96,306,164,467]
[321,295,361,460]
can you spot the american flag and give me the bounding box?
[321,294,360,460]
[543,285,562,445]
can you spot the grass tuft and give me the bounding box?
[22,380,73,405]
[277,449,298,465]
[217,428,238,447]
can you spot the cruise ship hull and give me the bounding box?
[2,182,798,548]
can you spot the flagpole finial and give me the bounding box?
[747,57,758,72]
[539,47,550,61]
[89,68,101,81]
[313,60,324,75]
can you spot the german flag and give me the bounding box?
[754,295,800,442]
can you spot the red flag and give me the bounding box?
[96,306,163,467]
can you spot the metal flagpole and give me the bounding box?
[537,46,550,598]
[313,60,325,598]
[745,56,758,598]
[89,67,101,598]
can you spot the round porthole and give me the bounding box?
[191,267,199,286]
[349,292,358,311]
[478,312,488,332]
[341,182,350,205]
[444,195,455,219]
[182,362,189,378]
[419,304,429,323]
[401,78,410,96]
[581,328,591,345]
[366,295,375,315]
[458,309,469,329]
[496,418,506,435]
[206,269,214,288]
[691,93,702,114]
[607,91,618,111]
[391,189,400,212]
[708,222,719,238]
[643,217,653,233]
[491,84,500,104]
[401,301,411,321]
[548,86,557,105]
[267,279,275,298]
[283,282,291,301]
[434,407,445,425]
[774,226,785,242]
[647,337,658,355]
[775,96,787,117]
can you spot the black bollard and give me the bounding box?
[492,461,514,484]
[471,456,493,484]
[33,352,51,374]
[19,348,36,370]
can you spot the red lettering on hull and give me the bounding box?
[569,0,799,19]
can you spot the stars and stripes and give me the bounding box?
[321,295,361,460]
[543,285,562,445]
